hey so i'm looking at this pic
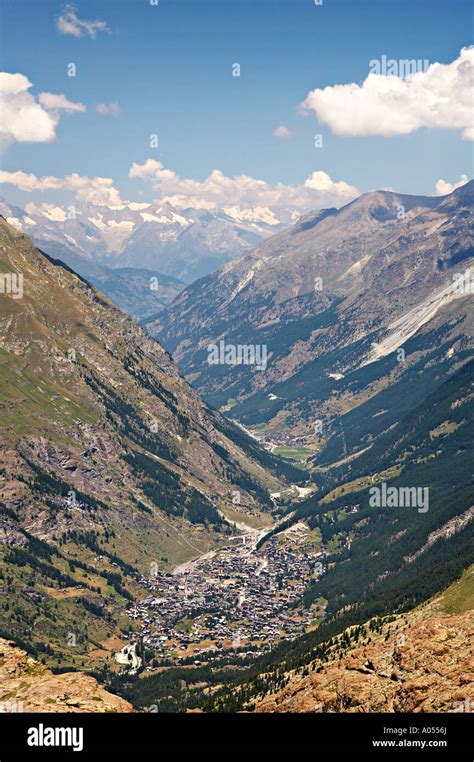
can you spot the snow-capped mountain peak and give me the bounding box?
[0,195,301,283]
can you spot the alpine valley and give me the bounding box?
[0,216,302,677]
[0,182,472,715]
[151,182,474,454]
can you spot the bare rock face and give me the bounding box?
[0,638,132,713]
[255,609,474,713]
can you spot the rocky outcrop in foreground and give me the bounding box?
[256,606,474,713]
[0,638,132,713]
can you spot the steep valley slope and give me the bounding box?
[254,567,474,714]
[115,359,472,712]
[0,217,301,672]
[150,182,473,469]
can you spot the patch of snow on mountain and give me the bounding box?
[6,217,22,230]
[140,210,190,227]
[105,220,135,230]
[89,214,106,230]
[140,212,168,223]
[41,206,68,222]
[109,202,151,211]
[223,206,280,226]
[170,212,190,226]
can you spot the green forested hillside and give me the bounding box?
[275,359,474,621]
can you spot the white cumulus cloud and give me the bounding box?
[0,73,57,144]
[0,163,358,213]
[129,160,359,211]
[38,92,86,113]
[0,73,85,146]
[0,170,122,206]
[302,46,474,140]
[56,4,109,39]
[434,174,469,196]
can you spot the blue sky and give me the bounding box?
[0,0,472,209]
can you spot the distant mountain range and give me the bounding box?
[0,196,299,286]
[150,181,473,463]
[0,197,189,320]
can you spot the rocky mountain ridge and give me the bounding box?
[0,196,298,285]
[150,182,473,458]
[0,637,133,712]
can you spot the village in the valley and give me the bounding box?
[116,521,328,671]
